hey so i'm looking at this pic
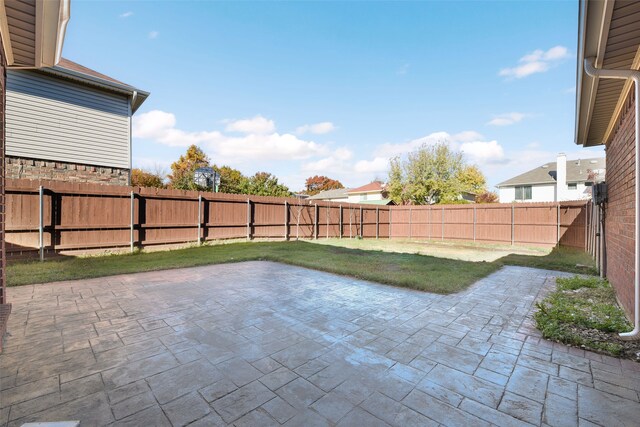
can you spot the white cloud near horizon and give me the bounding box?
[225,115,275,134]
[133,110,328,163]
[487,112,528,126]
[295,122,336,135]
[499,45,570,79]
[119,11,133,18]
[148,31,159,39]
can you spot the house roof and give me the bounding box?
[347,182,385,194]
[39,58,150,113]
[575,0,640,147]
[358,199,396,206]
[308,188,350,200]
[496,157,605,187]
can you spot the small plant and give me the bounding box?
[535,276,635,358]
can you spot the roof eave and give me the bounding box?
[42,65,150,112]
[575,0,614,147]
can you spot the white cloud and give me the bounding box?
[460,140,506,165]
[486,112,528,126]
[302,148,353,173]
[499,45,570,79]
[133,110,327,162]
[148,31,159,39]
[225,115,275,134]
[119,11,133,18]
[354,157,389,173]
[295,121,336,135]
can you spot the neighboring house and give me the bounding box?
[347,182,387,203]
[496,154,605,203]
[575,0,639,327]
[308,188,350,202]
[0,0,71,336]
[5,58,149,185]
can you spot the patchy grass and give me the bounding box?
[7,241,499,294]
[535,276,638,360]
[498,246,597,275]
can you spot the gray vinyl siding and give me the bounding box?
[5,70,131,169]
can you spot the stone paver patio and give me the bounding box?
[0,261,639,426]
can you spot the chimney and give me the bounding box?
[557,153,567,201]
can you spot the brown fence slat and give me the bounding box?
[5,179,588,259]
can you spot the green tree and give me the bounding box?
[388,142,487,205]
[131,168,165,188]
[458,165,487,195]
[168,145,211,190]
[304,175,345,195]
[246,172,292,197]
[213,165,249,194]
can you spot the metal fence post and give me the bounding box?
[511,204,515,246]
[39,185,44,261]
[326,206,329,239]
[376,207,379,239]
[130,191,135,252]
[339,205,343,239]
[246,199,251,240]
[284,201,288,240]
[313,204,318,240]
[197,195,202,245]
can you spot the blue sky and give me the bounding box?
[63,0,604,191]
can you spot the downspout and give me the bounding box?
[584,57,640,339]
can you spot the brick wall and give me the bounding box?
[604,91,636,323]
[6,156,129,186]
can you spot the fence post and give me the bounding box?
[349,207,352,238]
[359,207,363,237]
[557,204,561,245]
[428,206,431,240]
[511,204,515,246]
[339,205,343,239]
[246,199,251,240]
[473,206,476,243]
[584,203,588,251]
[197,195,202,245]
[130,191,135,252]
[389,207,392,239]
[326,206,329,239]
[409,207,412,239]
[376,207,379,239]
[314,204,318,240]
[441,206,444,241]
[39,185,44,261]
[284,201,288,241]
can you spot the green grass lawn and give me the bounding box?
[497,246,598,275]
[7,240,597,295]
[8,241,499,294]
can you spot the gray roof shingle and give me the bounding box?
[496,157,605,187]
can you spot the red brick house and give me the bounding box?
[575,0,640,338]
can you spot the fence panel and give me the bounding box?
[4,179,589,260]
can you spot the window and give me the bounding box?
[568,183,577,190]
[515,185,532,200]
[360,194,368,201]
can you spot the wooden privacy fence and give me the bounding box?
[5,179,390,259]
[5,179,589,259]
[389,201,588,248]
